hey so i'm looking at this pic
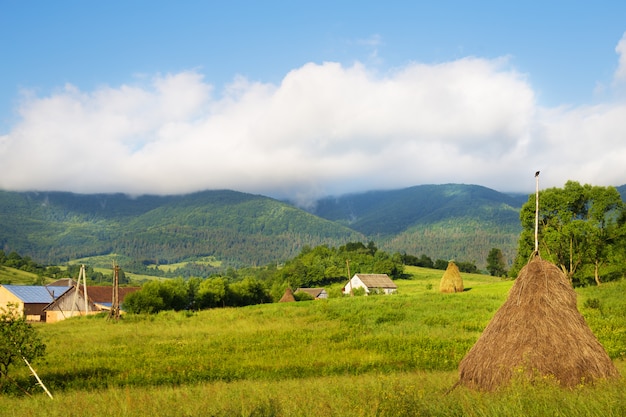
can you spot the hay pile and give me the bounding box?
[458,255,620,390]
[279,287,296,303]
[440,261,464,293]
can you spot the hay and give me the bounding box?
[458,255,620,391]
[279,287,296,303]
[440,261,464,293]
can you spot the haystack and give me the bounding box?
[279,287,296,303]
[439,261,464,293]
[458,255,620,390]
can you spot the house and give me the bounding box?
[342,274,397,295]
[43,285,141,322]
[0,285,71,321]
[295,288,328,300]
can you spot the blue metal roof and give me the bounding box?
[2,285,71,303]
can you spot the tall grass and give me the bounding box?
[1,267,624,416]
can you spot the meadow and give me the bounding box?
[0,265,42,285]
[1,266,625,416]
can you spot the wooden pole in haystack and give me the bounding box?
[534,170,540,255]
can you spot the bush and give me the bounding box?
[584,298,602,310]
[294,291,314,301]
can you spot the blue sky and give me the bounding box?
[2,1,626,202]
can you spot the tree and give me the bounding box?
[197,277,229,308]
[228,278,271,307]
[123,284,165,314]
[512,181,626,285]
[0,303,46,391]
[434,259,448,270]
[486,248,507,277]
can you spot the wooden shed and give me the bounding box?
[43,286,100,323]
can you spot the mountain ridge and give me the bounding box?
[1,183,623,272]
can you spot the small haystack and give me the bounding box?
[458,255,620,390]
[279,287,296,303]
[439,261,464,293]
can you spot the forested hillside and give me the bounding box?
[0,190,365,267]
[2,183,620,272]
[309,184,527,267]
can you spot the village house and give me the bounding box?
[342,274,397,295]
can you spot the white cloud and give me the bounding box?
[614,31,626,84]
[1,51,626,202]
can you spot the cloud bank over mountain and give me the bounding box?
[2,33,626,203]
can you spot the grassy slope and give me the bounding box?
[0,266,46,285]
[1,267,625,416]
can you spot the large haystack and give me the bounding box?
[458,255,620,391]
[440,261,464,293]
[279,287,296,303]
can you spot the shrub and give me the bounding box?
[584,298,601,310]
[0,303,46,393]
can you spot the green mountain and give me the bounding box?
[0,184,542,271]
[309,184,528,267]
[0,190,365,267]
[3,183,622,273]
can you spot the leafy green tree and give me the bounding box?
[486,248,507,277]
[0,303,46,391]
[456,261,478,273]
[185,277,203,310]
[512,181,625,285]
[123,279,188,313]
[434,259,448,270]
[123,283,166,314]
[228,277,271,307]
[197,277,229,308]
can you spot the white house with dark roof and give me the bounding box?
[342,274,397,295]
[0,285,70,321]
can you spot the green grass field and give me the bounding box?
[1,266,625,416]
